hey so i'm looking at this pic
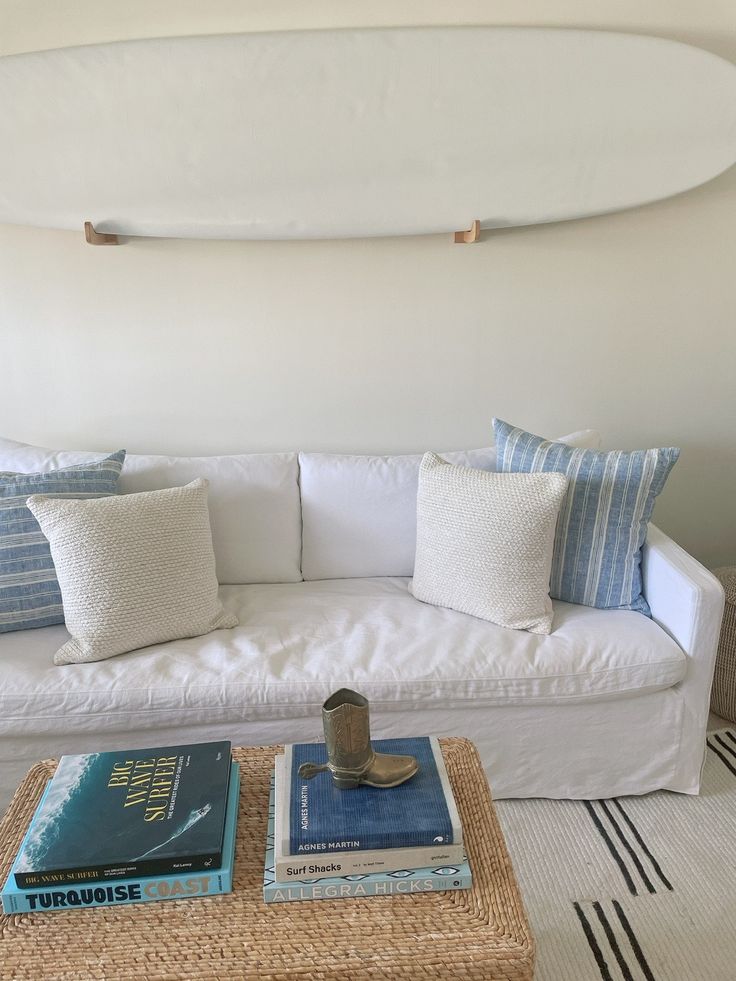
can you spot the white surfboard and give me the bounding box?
[0,27,735,240]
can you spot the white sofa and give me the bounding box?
[0,434,725,816]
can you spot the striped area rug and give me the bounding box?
[496,730,736,981]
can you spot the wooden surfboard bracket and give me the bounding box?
[84,221,119,246]
[453,220,481,244]
[80,219,484,246]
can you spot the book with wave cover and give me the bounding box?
[13,741,231,889]
[3,762,240,913]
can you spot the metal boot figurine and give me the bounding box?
[298,688,419,789]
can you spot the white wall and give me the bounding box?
[1,2,735,568]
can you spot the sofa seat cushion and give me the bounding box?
[0,578,686,738]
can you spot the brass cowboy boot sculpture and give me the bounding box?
[298,688,419,789]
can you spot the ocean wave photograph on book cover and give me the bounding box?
[2,763,240,914]
[13,740,231,888]
[285,736,462,854]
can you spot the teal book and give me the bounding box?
[2,763,240,914]
[263,777,471,903]
[283,736,462,854]
[12,741,231,889]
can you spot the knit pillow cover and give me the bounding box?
[411,452,568,634]
[27,478,238,664]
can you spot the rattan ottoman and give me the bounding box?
[0,738,535,981]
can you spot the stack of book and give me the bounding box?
[2,740,239,914]
[263,735,472,903]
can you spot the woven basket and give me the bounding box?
[0,738,535,981]
[712,567,736,723]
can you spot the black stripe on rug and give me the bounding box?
[612,799,673,892]
[707,738,736,778]
[724,729,736,749]
[598,800,656,894]
[573,902,614,981]
[612,900,657,981]
[593,901,635,981]
[714,732,736,763]
[583,800,638,895]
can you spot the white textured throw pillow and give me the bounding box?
[411,453,568,634]
[26,478,238,664]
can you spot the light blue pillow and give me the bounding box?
[493,420,679,615]
[0,450,126,632]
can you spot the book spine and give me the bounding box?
[275,842,466,882]
[14,850,223,890]
[265,869,472,903]
[2,869,231,915]
[429,736,463,844]
[289,831,452,853]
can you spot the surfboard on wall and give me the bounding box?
[0,26,735,241]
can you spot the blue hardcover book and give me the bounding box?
[12,740,232,888]
[263,776,472,903]
[283,736,462,854]
[2,762,240,914]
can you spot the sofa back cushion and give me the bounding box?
[299,448,495,581]
[0,438,301,584]
[299,429,601,580]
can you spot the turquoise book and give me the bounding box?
[283,736,462,855]
[2,763,240,914]
[12,741,232,889]
[263,778,471,903]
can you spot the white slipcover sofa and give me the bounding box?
[0,433,725,815]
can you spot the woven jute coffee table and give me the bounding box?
[0,738,534,981]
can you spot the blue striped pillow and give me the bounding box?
[0,450,126,632]
[493,420,679,615]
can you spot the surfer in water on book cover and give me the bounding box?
[135,803,213,860]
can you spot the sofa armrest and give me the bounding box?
[642,524,724,662]
[642,523,725,792]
